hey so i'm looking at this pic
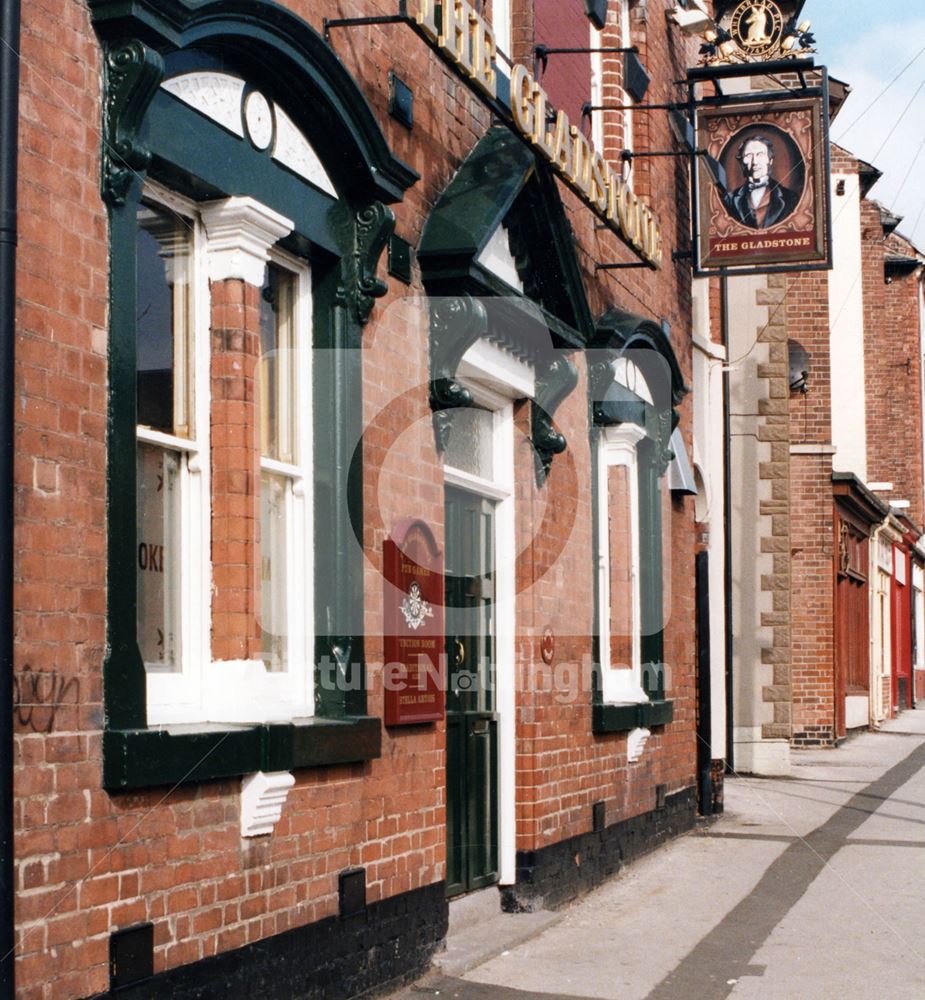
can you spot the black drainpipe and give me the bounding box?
[721,276,734,775]
[0,1,20,997]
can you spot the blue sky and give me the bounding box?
[803,1,925,247]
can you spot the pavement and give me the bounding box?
[386,708,925,1000]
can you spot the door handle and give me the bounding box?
[454,638,465,665]
[471,719,489,735]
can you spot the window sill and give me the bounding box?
[593,699,673,734]
[103,715,381,791]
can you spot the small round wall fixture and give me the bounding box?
[243,90,274,151]
[541,627,555,665]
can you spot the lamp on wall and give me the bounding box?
[788,340,810,394]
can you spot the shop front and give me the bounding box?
[833,475,888,735]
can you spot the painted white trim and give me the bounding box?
[143,190,212,725]
[494,404,516,886]
[256,251,314,716]
[790,443,836,455]
[272,106,338,197]
[589,23,604,152]
[627,727,651,763]
[492,0,512,62]
[143,190,313,725]
[458,339,535,401]
[692,331,727,360]
[443,466,511,503]
[845,696,868,730]
[476,225,523,291]
[162,72,246,137]
[444,373,517,886]
[201,197,294,285]
[241,770,296,837]
[203,660,308,723]
[597,422,648,705]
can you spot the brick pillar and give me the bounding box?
[201,197,293,665]
[210,278,262,660]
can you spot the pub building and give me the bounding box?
[4,1,709,997]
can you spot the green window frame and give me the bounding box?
[589,311,688,734]
[91,0,417,789]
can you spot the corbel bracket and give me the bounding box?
[429,295,489,452]
[532,356,579,485]
[344,202,395,326]
[589,358,617,426]
[102,39,164,206]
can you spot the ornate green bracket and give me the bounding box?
[429,295,489,452]
[340,202,395,326]
[531,356,579,485]
[102,39,164,206]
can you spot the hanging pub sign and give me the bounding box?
[383,519,445,725]
[693,91,831,276]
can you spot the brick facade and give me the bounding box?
[9,2,702,997]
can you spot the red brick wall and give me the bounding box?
[786,214,836,743]
[534,0,592,125]
[863,204,924,526]
[11,1,702,996]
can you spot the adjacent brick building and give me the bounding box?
[728,119,925,770]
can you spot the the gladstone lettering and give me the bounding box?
[410,0,663,267]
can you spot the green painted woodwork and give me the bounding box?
[593,699,674,733]
[418,127,592,344]
[101,39,164,206]
[89,0,418,204]
[96,0,412,788]
[103,716,381,790]
[338,201,396,327]
[590,310,688,733]
[445,488,499,896]
[104,197,147,732]
[419,127,591,480]
[532,356,579,486]
[147,90,341,257]
[418,128,535,272]
[429,295,489,452]
[314,260,367,721]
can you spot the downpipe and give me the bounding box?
[0,0,20,996]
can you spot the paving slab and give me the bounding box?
[386,708,925,1000]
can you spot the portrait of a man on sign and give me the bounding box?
[695,96,828,274]
[722,129,804,230]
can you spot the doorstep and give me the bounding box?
[434,887,563,979]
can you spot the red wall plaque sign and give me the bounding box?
[383,519,445,725]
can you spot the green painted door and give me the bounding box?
[445,486,498,897]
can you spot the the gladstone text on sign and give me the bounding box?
[410,0,663,267]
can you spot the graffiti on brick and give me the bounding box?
[12,665,79,733]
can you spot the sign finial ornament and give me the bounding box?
[675,0,815,66]
[730,1,784,58]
